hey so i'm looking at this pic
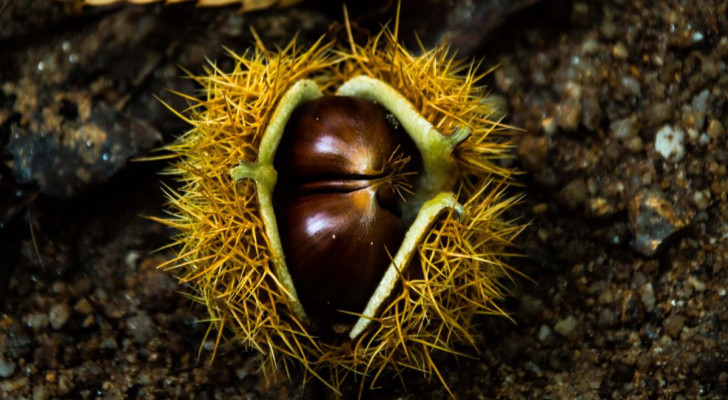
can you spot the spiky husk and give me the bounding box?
[155,23,522,395]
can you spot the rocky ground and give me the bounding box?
[1,0,726,398]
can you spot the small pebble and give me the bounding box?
[610,115,639,139]
[662,315,686,338]
[556,103,582,132]
[636,353,653,370]
[520,294,544,317]
[701,58,719,79]
[532,203,548,215]
[685,352,699,366]
[691,89,710,114]
[612,42,629,59]
[628,190,689,256]
[559,178,588,210]
[621,76,641,96]
[692,190,711,210]
[598,309,617,327]
[236,367,249,380]
[52,281,68,295]
[538,325,552,342]
[518,135,548,171]
[688,276,707,291]
[100,338,118,350]
[621,291,645,324]
[125,250,141,269]
[136,372,152,386]
[541,117,557,136]
[74,298,94,314]
[33,385,47,400]
[57,373,74,396]
[69,278,92,297]
[638,283,656,312]
[641,172,652,186]
[49,303,71,330]
[26,312,49,330]
[0,356,16,378]
[126,313,155,344]
[646,102,672,125]
[654,125,685,162]
[554,315,578,337]
[686,127,699,141]
[525,361,542,377]
[625,136,644,152]
[706,119,725,140]
[203,340,216,351]
[588,197,616,217]
[581,38,599,54]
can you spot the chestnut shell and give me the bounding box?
[273,96,421,324]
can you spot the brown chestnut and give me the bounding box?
[273,96,422,324]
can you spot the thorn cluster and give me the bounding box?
[153,19,523,396]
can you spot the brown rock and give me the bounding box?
[628,190,690,256]
[559,178,588,210]
[518,135,549,171]
[662,315,686,338]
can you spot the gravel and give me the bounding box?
[2,0,727,399]
[48,303,71,330]
[0,357,15,378]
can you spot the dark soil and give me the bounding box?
[1,0,726,399]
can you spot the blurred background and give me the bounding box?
[1,0,726,398]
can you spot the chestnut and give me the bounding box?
[162,22,522,392]
[272,96,422,324]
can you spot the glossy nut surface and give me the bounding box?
[273,96,422,323]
